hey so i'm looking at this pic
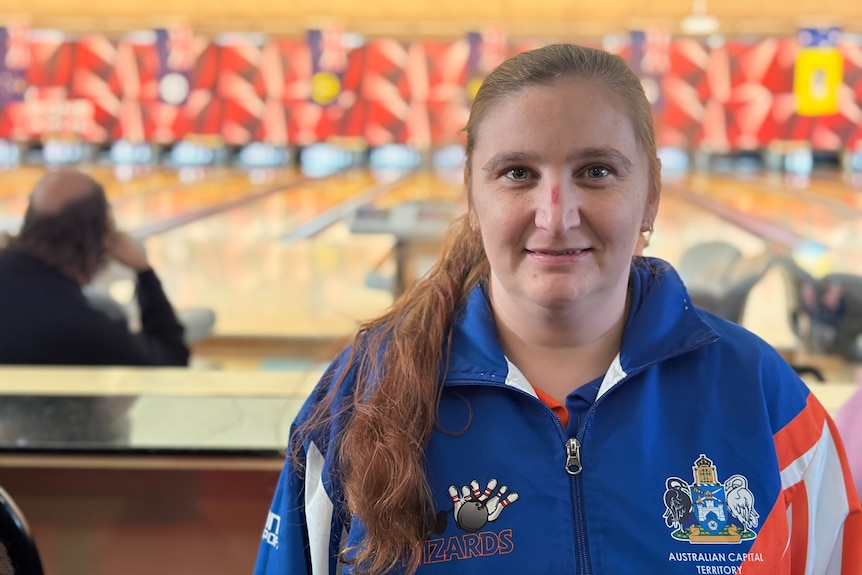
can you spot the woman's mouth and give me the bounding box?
[528,248,587,256]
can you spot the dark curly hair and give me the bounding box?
[6,185,111,282]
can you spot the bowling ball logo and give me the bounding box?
[447,478,519,533]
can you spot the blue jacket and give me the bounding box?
[255,257,861,574]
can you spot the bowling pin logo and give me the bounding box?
[447,478,519,533]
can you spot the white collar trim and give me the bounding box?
[597,353,626,400]
[504,353,627,401]
[504,358,537,398]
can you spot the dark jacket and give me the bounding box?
[0,250,189,366]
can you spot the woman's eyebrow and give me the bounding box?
[481,147,634,175]
[568,147,633,170]
[481,151,540,174]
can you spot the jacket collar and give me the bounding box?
[445,257,719,386]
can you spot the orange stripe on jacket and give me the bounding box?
[772,392,862,574]
[738,493,791,574]
[774,393,827,471]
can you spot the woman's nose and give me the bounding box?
[535,181,579,233]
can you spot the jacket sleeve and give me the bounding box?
[775,389,862,573]
[132,269,190,366]
[254,433,348,575]
[67,269,189,366]
[46,285,186,367]
[255,352,355,575]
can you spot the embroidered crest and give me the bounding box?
[662,454,759,544]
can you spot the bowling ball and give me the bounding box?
[456,501,488,532]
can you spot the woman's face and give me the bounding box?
[468,78,659,315]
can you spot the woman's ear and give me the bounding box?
[468,210,480,234]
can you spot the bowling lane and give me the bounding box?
[757,170,862,211]
[667,172,862,276]
[0,164,185,231]
[649,189,797,350]
[0,165,49,196]
[143,170,461,339]
[112,167,303,233]
[0,163,152,199]
[144,166,794,345]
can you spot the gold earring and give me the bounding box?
[639,224,653,249]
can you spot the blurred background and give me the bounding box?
[2,2,862,367]
[2,1,862,573]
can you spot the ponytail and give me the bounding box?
[296,214,487,574]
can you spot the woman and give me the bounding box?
[255,44,861,574]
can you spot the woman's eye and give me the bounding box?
[587,166,610,178]
[507,168,529,180]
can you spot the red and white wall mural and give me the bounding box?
[1,23,861,150]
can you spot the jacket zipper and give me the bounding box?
[568,433,589,575]
[565,438,582,475]
[567,373,628,575]
[446,379,622,575]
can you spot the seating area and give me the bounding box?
[678,242,862,364]
[676,241,773,326]
[773,255,862,363]
[0,486,44,575]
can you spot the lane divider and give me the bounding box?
[279,170,417,243]
[130,175,314,238]
[664,182,827,253]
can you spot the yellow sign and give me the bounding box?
[467,77,484,101]
[310,71,341,106]
[794,48,843,117]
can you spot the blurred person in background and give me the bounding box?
[0,168,189,366]
[0,169,188,445]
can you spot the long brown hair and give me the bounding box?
[295,43,660,574]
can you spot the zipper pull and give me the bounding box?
[565,437,582,475]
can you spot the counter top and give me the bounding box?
[0,367,856,468]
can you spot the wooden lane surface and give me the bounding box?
[114,167,300,233]
[0,164,201,232]
[738,171,862,276]
[739,170,862,212]
[37,167,300,238]
[0,165,276,209]
[670,172,862,276]
[0,164,178,232]
[649,186,767,265]
[0,165,49,196]
[0,164,165,199]
[0,165,291,229]
[145,169,464,340]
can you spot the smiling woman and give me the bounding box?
[467,78,657,398]
[253,44,861,575]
